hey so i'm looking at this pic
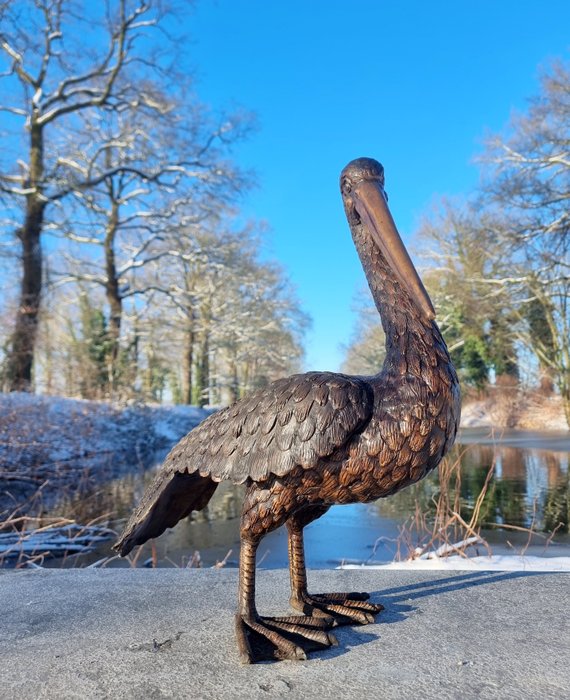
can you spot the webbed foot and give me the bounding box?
[235,613,338,664]
[291,591,384,625]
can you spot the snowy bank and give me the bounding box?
[342,554,570,572]
[0,392,211,514]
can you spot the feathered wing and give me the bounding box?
[114,471,218,556]
[114,372,373,556]
[162,371,374,483]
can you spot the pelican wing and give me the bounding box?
[162,372,373,484]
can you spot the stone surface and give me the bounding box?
[1,568,568,699]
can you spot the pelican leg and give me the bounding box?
[235,537,337,664]
[286,516,384,626]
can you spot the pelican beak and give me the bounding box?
[352,180,435,321]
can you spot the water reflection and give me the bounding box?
[379,437,569,536]
[461,440,569,532]
[20,428,570,568]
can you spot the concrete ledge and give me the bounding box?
[1,568,568,699]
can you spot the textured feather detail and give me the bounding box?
[159,372,374,485]
[113,471,218,556]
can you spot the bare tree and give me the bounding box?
[152,221,309,406]
[482,61,570,424]
[0,0,238,390]
[213,258,308,402]
[48,99,251,395]
[418,202,521,390]
[342,60,570,425]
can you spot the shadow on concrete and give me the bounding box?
[310,569,554,661]
[376,568,548,605]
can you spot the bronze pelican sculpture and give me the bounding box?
[114,157,461,663]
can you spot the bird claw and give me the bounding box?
[291,591,384,626]
[235,613,338,664]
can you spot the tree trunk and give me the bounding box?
[562,384,570,430]
[181,324,194,404]
[538,368,555,395]
[228,359,239,404]
[104,201,122,394]
[194,330,209,407]
[4,120,45,392]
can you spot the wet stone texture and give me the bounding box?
[1,568,569,700]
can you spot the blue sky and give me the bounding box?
[186,1,570,371]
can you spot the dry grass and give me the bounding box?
[0,512,115,568]
[390,449,493,562]
[389,443,564,562]
[461,383,568,430]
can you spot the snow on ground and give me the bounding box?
[147,404,214,444]
[0,392,211,514]
[0,392,211,461]
[342,554,570,572]
[342,537,570,571]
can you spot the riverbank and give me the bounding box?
[0,392,211,514]
[1,568,568,700]
[461,389,568,431]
